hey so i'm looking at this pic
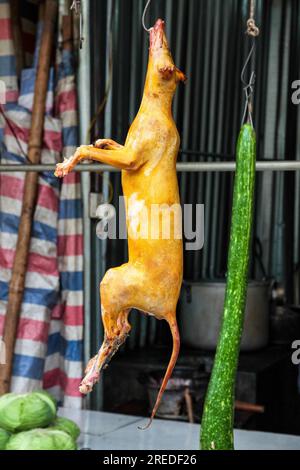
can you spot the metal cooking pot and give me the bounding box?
[179,281,270,351]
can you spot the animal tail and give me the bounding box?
[139,317,180,430]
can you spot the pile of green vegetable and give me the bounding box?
[0,391,80,450]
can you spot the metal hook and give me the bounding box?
[142,0,152,33]
[241,40,256,127]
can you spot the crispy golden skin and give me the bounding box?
[55,19,186,428]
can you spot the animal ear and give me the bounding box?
[159,65,175,80]
[176,68,187,83]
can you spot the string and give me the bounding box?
[142,0,152,32]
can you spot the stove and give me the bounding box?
[103,345,300,435]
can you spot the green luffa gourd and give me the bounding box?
[200,124,256,450]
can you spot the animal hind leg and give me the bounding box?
[79,263,137,394]
[80,307,131,394]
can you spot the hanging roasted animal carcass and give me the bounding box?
[55,19,186,427]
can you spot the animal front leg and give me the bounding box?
[55,143,142,177]
[79,308,131,394]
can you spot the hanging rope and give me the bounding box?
[142,0,152,32]
[246,0,260,37]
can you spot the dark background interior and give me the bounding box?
[85,0,300,433]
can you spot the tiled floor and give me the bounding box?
[58,408,300,450]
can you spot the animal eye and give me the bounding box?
[158,65,175,80]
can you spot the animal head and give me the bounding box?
[147,19,186,95]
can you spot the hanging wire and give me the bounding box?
[142,0,153,32]
[241,0,260,126]
[241,42,256,127]
[70,0,84,48]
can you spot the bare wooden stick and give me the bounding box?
[0,0,58,395]
[235,400,265,414]
[184,388,194,424]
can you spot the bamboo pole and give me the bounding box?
[0,0,58,395]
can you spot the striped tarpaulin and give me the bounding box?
[0,0,83,408]
[0,0,19,104]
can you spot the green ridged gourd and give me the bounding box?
[200,124,256,450]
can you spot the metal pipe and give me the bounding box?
[78,0,92,410]
[1,161,300,172]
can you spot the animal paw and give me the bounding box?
[54,158,72,178]
[94,139,109,149]
[79,358,100,395]
[79,372,99,394]
[93,139,122,150]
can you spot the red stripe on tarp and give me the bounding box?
[43,369,82,397]
[18,318,50,342]
[51,305,83,325]
[63,172,78,184]
[0,18,11,40]
[0,174,24,198]
[36,183,59,212]
[0,316,49,342]
[0,248,16,270]
[64,305,84,326]
[5,125,62,153]
[0,248,58,276]
[6,90,19,103]
[51,304,63,320]
[57,234,83,256]
[57,90,77,114]
[0,175,58,212]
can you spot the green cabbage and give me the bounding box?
[0,391,57,433]
[6,429,77,451]
[49,417,80,441]
[0,428,10,450]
